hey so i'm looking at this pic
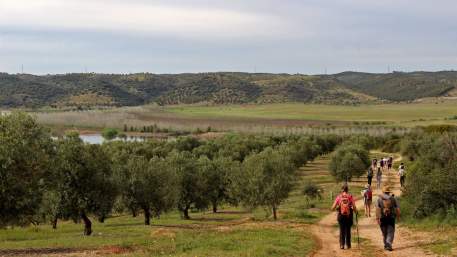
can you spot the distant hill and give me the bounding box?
[1,71,456,108]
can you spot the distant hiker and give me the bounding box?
[332,184,357,250]
[380,158,385,170]
[367,166,373,186]
[372,158,378,168]
[398,163,406,188]
[376,166,382,190]
[387,156,393,170]
[376,186,400,251]
[362,185,373,217]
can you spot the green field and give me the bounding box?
[165,101,457,126]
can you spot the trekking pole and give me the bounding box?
[355,212,360,248]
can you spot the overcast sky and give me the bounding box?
[1,0,456,74]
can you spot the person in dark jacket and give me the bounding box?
[376,186,401,251]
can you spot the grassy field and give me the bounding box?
[28,101,457,136]
[165,101,457,126]
[0,156,344,256]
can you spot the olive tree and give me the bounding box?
[238,147,296,220]
[120,156,178,225]
[54,135,117,235]
[0,112,53,227]
[328,144,370,182]
[167,151,209,219]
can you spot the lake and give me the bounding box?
[80,134,146,144]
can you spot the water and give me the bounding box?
[80,134,145,144]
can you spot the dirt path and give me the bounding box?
[311,154,435,257]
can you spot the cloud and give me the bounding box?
[0,0,291,39]
[0,0,456,74]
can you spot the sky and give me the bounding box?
[0,0,456,74]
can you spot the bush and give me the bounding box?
[102,128,119,140]
[329,144,370,182]
[403,133,457,218]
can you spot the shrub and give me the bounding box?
[329,144,370,182]
[102,128,119,140]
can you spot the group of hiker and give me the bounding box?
[332,157,405,252]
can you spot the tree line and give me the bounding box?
[0,113,342,235]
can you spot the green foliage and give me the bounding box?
[53,136,117,235]
[117,156,178,225]
[0,112,53,227]
[302,182,323,208]
[102,128,119,140]
[402,133,457,219]
[237,147,297,219]
[328,144,370,182]
[167,152,209,219]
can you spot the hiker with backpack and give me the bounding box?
[331,184,357,250]
[376,166,382,190]
[387,156,393,170]
[376,186,401,251]
[367,166,373,186]
[361,184,373,217]
[398,163,406,188]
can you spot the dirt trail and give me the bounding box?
[311,154,435,257]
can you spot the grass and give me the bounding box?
[166,102,457,126]
[30,101,457,136]
[0,212,314,256]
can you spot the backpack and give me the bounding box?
[339,194,352,216]
[381,196,395,218]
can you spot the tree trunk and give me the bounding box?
[212,201,218,213]
[98,215,105,223]
[272,206,277,220]
[144,208,151,225]
[81,212,92,236]
[131,208,137,217]
[51,218,58,229]
[183,206,190,220]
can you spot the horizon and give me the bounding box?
[3,69,457,77]
[1,0,457,74]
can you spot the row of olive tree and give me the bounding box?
[0,112,342,235]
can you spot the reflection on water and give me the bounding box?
[80,134,145,144]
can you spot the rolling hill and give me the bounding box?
[1,71,456,108]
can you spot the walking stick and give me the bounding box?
[355,212,360,248]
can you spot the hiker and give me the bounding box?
[398,163,406,188]
[380,158,385,171]
[387,156,393,170]
[372,158,377,168]
[376,166,382,190]
[376,186,400,251]
[367,165,373,186]
[362,185,373,217]
[331,184,357,250]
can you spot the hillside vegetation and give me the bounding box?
[1,71,457,108]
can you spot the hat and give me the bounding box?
[382,186,391,193]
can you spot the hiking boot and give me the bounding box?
[384,246,393,251]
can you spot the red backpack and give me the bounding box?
[339,194,352,216]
